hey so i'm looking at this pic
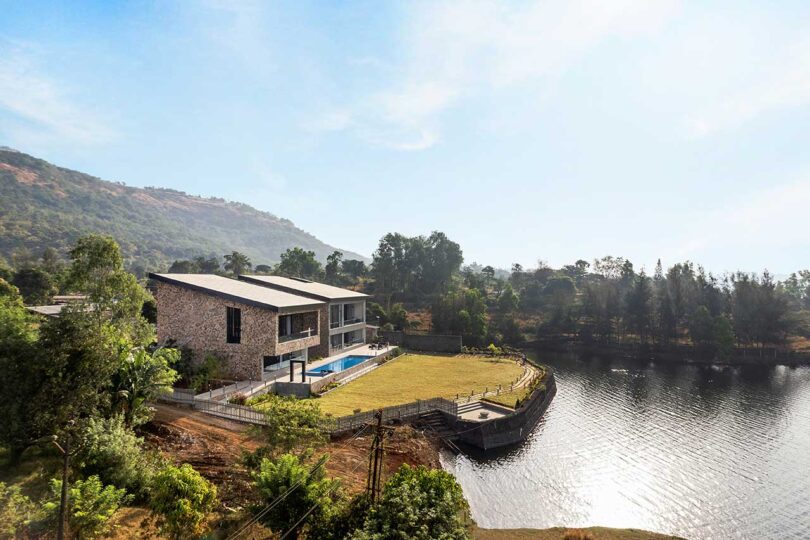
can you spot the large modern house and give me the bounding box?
[150,273,367,380]
[239,275,368,354]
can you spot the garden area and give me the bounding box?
[310,353,526,417]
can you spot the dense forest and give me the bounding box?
[0,148,365,273]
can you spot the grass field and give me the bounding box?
[315,353,525,417]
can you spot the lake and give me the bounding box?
[442,352,810,540]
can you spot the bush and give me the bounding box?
[253,454,340,535]
[189,354,224,393]
[43,475,131,539]
[228,392,247,405]
[350,464,469,540]
[562,530,595,540]
[150,464,217,539]
[77,416,163,498]
[251,395,323,458]
[0,482,34,537]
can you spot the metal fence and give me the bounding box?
[322,397,458,434]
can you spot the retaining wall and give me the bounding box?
[380,331,462,353]
[444,371,557,451]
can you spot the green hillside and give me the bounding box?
[0,148,366,271]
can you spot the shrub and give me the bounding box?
[562,530,595,540]
[149,464,217,539]
[78,416,163,498]
[253,454,340,535]
[253,395,323,457]
[43,475,131,539]
[350,464,469,540]
[0,482,34,537]
[190,354,224,393]
[228,392,247,405]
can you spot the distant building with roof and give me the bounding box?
[149,273,368,380]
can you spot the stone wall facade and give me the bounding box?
[155,281,323,380]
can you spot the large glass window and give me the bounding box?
[226,306,241,343]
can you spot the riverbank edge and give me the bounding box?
[527,339,810,367]
[472,525,688,540]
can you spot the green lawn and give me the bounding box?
[315,353,524,417]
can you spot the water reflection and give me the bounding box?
[442,352,810,540]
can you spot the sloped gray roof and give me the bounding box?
[150,273,324,311]
[238,275,369,302]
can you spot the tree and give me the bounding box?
[341,259,367,280]
[623,272,652,343]
[542,276,577,330]
[497,283,519,315]
[254,264,274,274]
[223,251,252,276]
[110,347,179,427]
[275,248,323,280]
[0,296,43,462]
[351,464,469,540]
[67,235,151,337]
[712,315,735,360]
[253,454,340,535]
[150,464,217,539]
[255,395,324,457]
[432,288,488,346]
[167,259,197,273]
[192,255,220,273]
[325,251,343,285]
[12,267,56,305]
[688,306,714,347]
[44,475,130,539]
[77,415,161,496]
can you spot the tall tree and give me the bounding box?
[325,251,343,285]
[223,251,252,276]
[275,247,323,280]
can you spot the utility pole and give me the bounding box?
[53,422,75,540]
[366,410,393,503]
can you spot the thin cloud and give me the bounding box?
[0,44,115,146]
[330,0,679,150]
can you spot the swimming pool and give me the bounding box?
[306,355,373,377]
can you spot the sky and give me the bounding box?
[0,0,808,275]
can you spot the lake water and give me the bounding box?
[441,352,810,540]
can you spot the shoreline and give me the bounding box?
[528,340,810,367]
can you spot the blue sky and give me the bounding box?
[1,1,808,274]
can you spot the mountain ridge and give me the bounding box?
[0,149,368,271]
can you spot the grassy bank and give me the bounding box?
[314,353,524,416]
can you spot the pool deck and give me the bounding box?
[270,344,394,383]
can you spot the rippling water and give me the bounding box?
[442,353,810,540]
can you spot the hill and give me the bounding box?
[0,148,367,271]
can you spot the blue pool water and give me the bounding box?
[306,355,372,377]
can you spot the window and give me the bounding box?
[226,306,241,343]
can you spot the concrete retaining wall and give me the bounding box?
[444,371,557,451]
[380,331,462,353]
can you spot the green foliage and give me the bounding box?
[0,296,43,461]
[43,475,130,540]
[189,353,224,393]
[712,315,735,360]
[371,231,463,300]
[689,306,714,346]
[149,464,217,539]
[249,394,324,457]
[67,235,151,335]
[325,250,343,284]
[432,288,488,346]
[110,347,179,427]
[367,302,411,330]
[77,416,162,497]
[0,482,35,538]
[11,267,56,305]
[0,148,365,271]
[35,312,125,440]
[224,251,252,276]
[350,464,469,540]
[275,247,323,280]
[252,453,340,535]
